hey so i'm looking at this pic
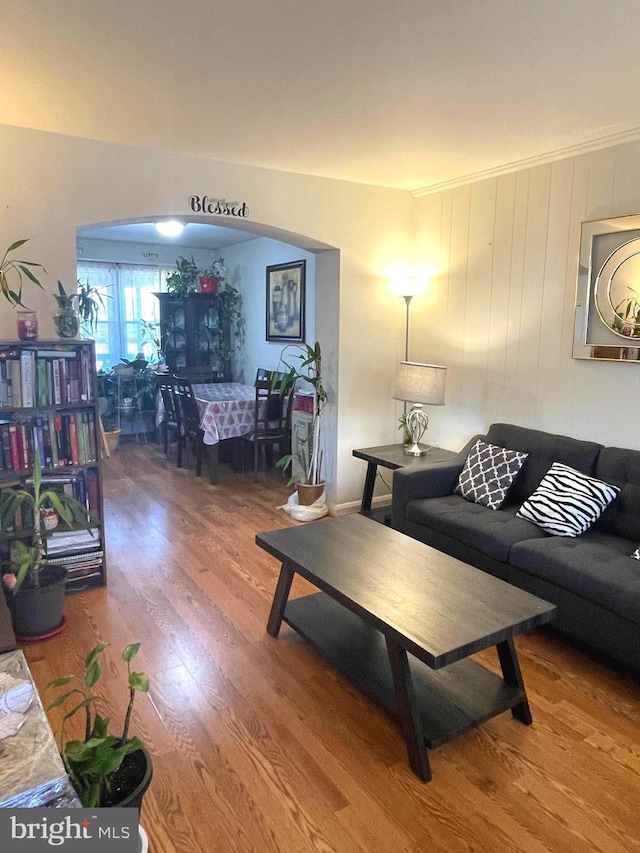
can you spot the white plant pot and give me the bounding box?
[139,825,148,853]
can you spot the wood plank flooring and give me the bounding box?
[22,442,640,852]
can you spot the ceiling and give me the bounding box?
[77,222,260,250]
[3,0,640,192]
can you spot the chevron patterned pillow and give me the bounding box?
[517,462,619,537]
[455,439,528,510]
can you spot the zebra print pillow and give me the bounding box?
[516,462,619,537]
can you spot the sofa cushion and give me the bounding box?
[509,531,640,625]
[455,439,528,510]
[405,494,546,562]
[516,463,619,537]
[593,446,640,541]
[484,423,602,506]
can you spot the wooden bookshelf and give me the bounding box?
[0,340,106,592]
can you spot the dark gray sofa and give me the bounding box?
[391,423,640,673]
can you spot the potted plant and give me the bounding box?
[275,341,327,506]
[45,641,152,812]
[53,279,107,339]
[0,449,92,637]
[0,238,46,308]
[166,256,199,295]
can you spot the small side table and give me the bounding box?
[353,444,457,523]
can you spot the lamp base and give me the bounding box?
[403,442,430,456]
[403,405,430,456]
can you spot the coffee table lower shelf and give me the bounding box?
[284,592,525,750]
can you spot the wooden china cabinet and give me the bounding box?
[154,293,231,380]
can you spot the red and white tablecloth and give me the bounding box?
[192,383,259,446]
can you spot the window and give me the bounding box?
[76,262,168,370]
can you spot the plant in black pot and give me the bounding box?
[0,449,92,637]
[46,641,152,811]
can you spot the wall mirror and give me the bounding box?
[574,213,640,361]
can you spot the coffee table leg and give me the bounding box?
[385,637,431,782]
[266,562,295,637]
[497,637,532,724]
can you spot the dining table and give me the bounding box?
[191,382,260,445]
[191,382,261,482]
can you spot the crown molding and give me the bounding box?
[411,126,640,197]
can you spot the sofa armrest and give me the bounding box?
[391,456,466,524]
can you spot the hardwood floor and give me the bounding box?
[23,442,640,852]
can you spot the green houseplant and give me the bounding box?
[165,256,199,295]
[0,449,92,635]
[53,279,107,338]
[275,341,327,504]
[46,641,152,809]
[0,238,46,308]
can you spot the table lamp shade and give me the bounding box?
[393,362,446,405]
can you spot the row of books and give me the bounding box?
[0,347,94,408]
[0,411,98,472]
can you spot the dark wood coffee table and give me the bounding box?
[256,514,556,782]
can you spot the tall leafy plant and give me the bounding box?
[46,642,150,808]
[0,449,91,591]
[275,341,327,486]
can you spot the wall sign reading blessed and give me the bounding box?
[188,196,250,217]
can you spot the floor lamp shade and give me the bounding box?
[393,362,446,456]
[392,362,446,406]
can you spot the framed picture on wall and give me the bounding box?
[266,260,306,342]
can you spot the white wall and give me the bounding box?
[0,123,413,508]
[219,237,316,384]
[411,139,640,456]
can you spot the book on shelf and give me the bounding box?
[42,549,104,565]
[0,413,98,470]
[20,350,35,407]
[2,345,94,410]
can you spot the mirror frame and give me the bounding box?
[573,213,640,362]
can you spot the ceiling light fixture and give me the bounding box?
[155,220,185,238]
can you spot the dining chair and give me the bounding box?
[172,377,205,476]
[158,379,180,461]
[243,372,294,481]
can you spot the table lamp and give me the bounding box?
[392,361,446,455]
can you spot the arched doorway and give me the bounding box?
[75,215,340,502]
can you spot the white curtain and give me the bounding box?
[76,262,169,370]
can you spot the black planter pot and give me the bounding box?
[5,565,67,638]
[104,747,153,812]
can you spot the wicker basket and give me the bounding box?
[104,428,121,454]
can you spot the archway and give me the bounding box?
[75,215,340,503]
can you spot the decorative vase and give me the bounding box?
[199,275,219,294]
[53,306,80,338]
